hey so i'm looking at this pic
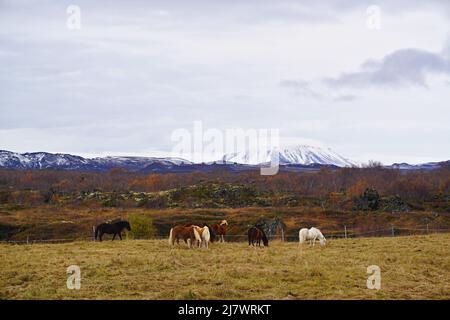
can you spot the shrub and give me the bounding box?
[353,188,380,211]
[126,214,156,239]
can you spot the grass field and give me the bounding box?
[0,234,449,299]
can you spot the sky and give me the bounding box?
[1,0,450,164]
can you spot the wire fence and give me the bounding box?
[1,225,450,245]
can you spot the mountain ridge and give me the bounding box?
[221,145,355,167]
[0,149,448,172]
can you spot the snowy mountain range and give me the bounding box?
[0,147,447,172]
[0,150,191,172]
[221,145,355,167]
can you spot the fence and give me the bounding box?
[1,225,450,244]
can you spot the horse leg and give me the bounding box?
[118,232,122,240]
[112,233,116,241]
[99,232,103,242]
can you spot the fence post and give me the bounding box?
[281,228,285,242]
[92,226,96,241]
[391,225,395,237]
[426,224,429,234]
[26,236,29,244]
[344,225,347,239]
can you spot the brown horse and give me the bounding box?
[248,227,269,247]
[191,225,211,248]
[211,220,228,242]
[184,223,217,243]
[168,225,201,248]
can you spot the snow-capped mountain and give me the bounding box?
[0,150,191,171]
[1,149,447,172]
[387,161,449,171]
[221,145,356,167]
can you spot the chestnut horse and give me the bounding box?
[168,225,201,248]
[247,227,269,247]
[211,220,228,243]
[184,224,214,247]
[192,225,211,248]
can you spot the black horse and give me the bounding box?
[95,220,131,242]
[247,227,269,247]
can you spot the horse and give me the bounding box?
[299,227,326,246]
[95,220,131,242]
[211,220,228,242]
[183,223,216,243]
[192,225,211,248]
[169,225,201,248]
[247,226,269,247]
[205,224,217,243]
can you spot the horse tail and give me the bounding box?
[193,227,202,243]
[206,224,216,242]
[203,226,210,243]
[168,228,174,246]
[247,227,253,245]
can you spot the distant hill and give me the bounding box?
[0,149,448,172]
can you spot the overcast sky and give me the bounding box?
[1,0,450,164]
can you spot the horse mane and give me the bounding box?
[115,220,129,226]
[108,218,123,224]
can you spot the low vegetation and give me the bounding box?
[1,165,449,212]
[1,205,449,241]
[0,234,449,299]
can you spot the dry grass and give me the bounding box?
[0,234,449,300]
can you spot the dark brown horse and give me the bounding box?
[248,227,269,247]
[211,220,228,242]
[95,220,131,242]
[168,225,201,248]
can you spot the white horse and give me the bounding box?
[193,225,211,248]
[299,227,326,246]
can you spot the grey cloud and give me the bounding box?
[333,94,358,102]
[279,79,323,99]
[324,48,450,88]
[279,79,360,102]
